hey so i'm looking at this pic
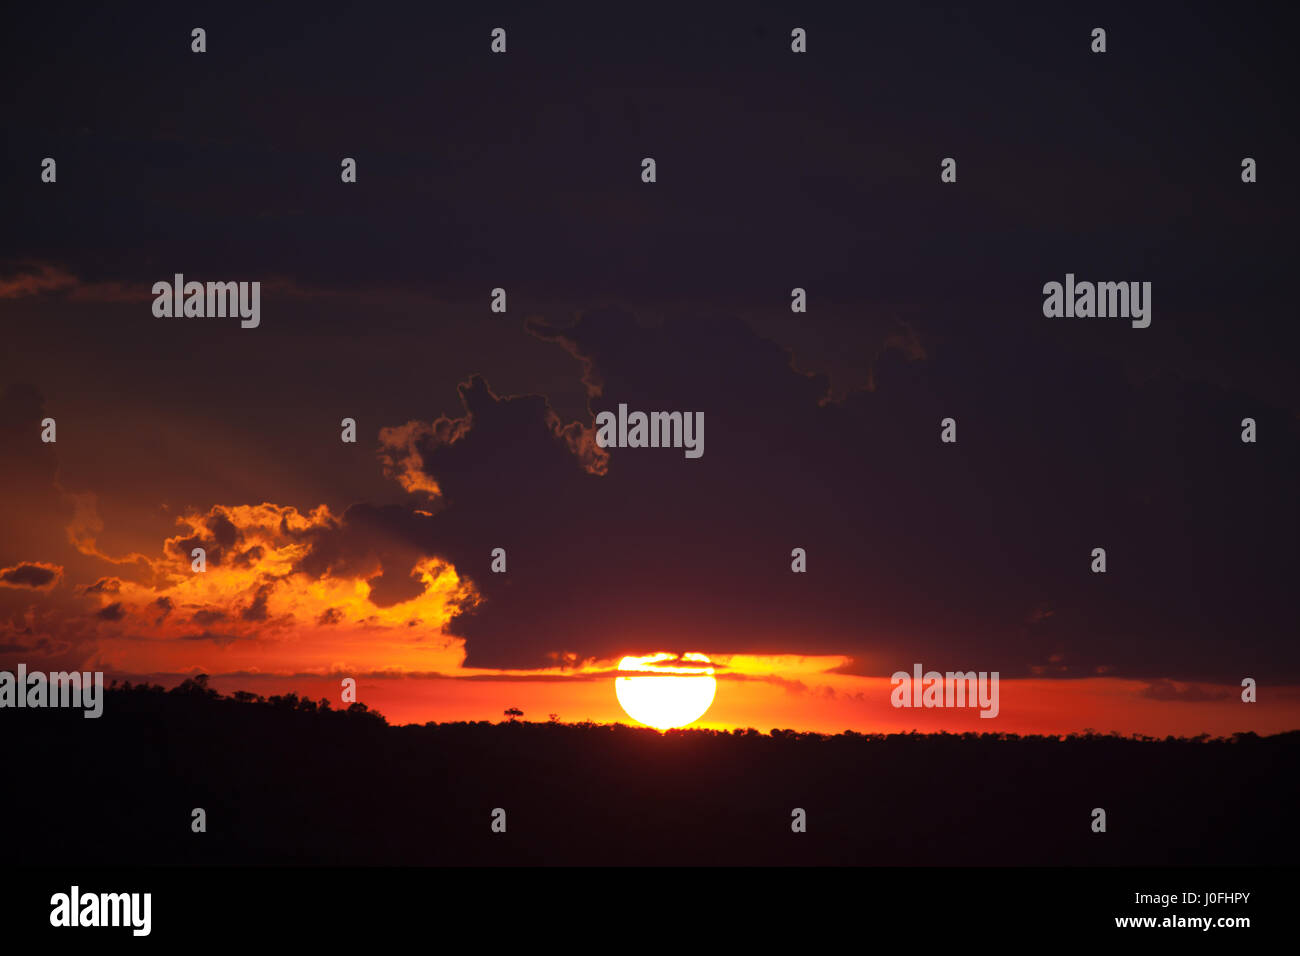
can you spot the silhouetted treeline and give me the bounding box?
[2,679,1294,865]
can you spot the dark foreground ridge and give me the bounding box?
[3,679,1295,865]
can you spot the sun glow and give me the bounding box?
[615,652,717,730]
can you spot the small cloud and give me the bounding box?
[179,630,239,646]
[0,561,62,590]
[0,263,146,302]
[95,602,125,621]
[1025,603,1055,625]
[153,596,174,625]
[1139,679,1232,703]
[240,587,271,622]
[0,264,78,298]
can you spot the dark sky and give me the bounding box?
[1,2,1296,685]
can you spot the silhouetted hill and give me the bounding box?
[3,679,1294,865]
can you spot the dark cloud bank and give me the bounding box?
[302,309,1299,682]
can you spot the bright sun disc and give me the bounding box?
[615,652,717,730]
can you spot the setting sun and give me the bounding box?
[614,652,717,730]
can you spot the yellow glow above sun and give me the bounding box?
[615,652,717,730]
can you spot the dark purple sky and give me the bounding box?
[1,1,1296,684]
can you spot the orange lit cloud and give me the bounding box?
[378,420,456,499]
[56,502,482,676]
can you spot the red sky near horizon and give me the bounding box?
[0,492,1293,737]
[191,670,1298,738]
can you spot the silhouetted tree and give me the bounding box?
[504,707,523,722]
[171,674,218,698]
